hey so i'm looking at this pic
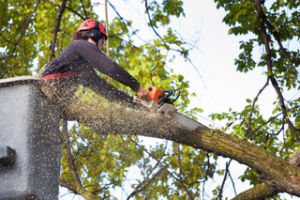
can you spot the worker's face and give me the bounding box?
[97,38,105,51]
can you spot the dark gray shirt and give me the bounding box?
[42,40,140,91]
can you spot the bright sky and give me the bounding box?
[60,0,297,199]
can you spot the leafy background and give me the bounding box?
[0,0,299,199]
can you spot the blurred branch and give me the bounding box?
[49,0,67,62]
[10,0,40,57]
[228,168,237,195]
[80,0,89,19]
[0,32,15,44]
[62,119,82,188]
[144,0,189,56]
[248,106,299,138]
[218,159,232,200]
[177,143,183,179]
[126,166,167,200]
[107,0,139,43]
[165,167,194,200]
[46,0,85,20]
[202,153,212,200]
[62,119,103,200]
[144,0,164,42]
[144,0,204,84]
[266,124,284,136]
[129,138,196,199]
[176,144,194,200]
[107,0,124,21]
[246,78,269,137]
[127,137,168,199]
[144,0,183,51]
[0,0,40,78]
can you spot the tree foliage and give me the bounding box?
[0,0,299,199]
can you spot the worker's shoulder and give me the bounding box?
[70,40,98,51]
[70,39,90,47]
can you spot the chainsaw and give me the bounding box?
[144,87,206,131]
[147,87,180,105]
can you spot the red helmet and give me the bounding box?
[77,19,107,40]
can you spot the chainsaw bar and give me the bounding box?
[138,99,206,131]
[156,103,206,131]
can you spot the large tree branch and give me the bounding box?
[39,80,300,197]
[50,90,300,197]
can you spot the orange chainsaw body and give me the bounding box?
[147,87,164,103]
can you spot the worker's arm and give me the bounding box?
[75,40,140,92]
[136,86,149,100]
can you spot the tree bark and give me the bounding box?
[232,183,276,200]
[233,149,300,199]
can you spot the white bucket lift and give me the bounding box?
[0,76,61,200]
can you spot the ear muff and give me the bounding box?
[90,21,102,44]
